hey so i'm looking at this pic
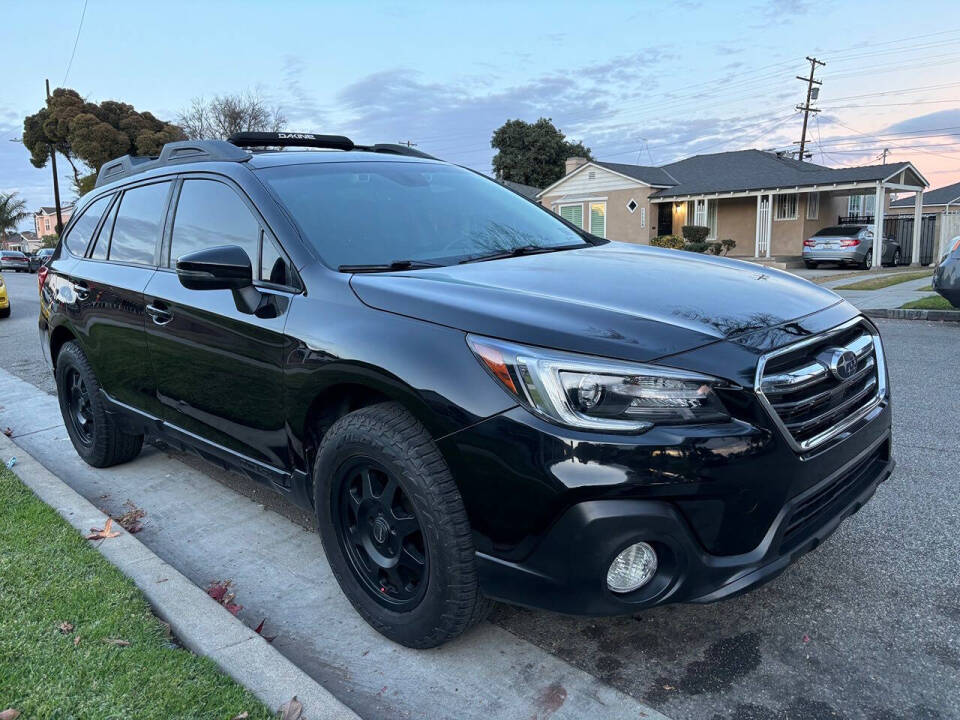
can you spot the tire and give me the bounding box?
[313,402,492,648]
[55,341,143,468]
[861,249,873,270]
[891,249,902,267]
[804,260,817,269]
[0,306,9,318]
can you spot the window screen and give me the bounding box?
[64,194,112,257]
[109,182,171,265]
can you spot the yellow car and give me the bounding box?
[0,273,9,318]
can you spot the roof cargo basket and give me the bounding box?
[95,140,250,188]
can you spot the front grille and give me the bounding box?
[781,442,887,550]
[756,318,886,452]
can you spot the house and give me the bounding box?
[33,204,74,239]
[537,150,929,266]
[1,230,40,253]
[888,180,960,216]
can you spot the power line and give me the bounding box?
[62,0,89,85]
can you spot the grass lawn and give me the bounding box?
[0,466,272,720]
[835,270,932,291]
[900,294,957,310]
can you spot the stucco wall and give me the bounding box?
[540,186,657,245]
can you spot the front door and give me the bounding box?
[143,176,297,474]
[657,203,672,236]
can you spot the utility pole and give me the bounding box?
[398,140,417,148]
[796,56,825,161]
[877,148,890,163]
[45,79,64,235]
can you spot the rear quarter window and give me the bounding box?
[63,194,113,256]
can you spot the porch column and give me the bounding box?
[755,195,762,256]
[872,184,884,269]
[765,193,773,258]
[911,190,923,266]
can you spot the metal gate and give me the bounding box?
[756,197,770,256]
[882,214,937,265]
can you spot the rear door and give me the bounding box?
[143,175,299,475]
[54,184,169,418]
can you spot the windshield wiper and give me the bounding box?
[338,259,444,273]
[457,243,586,265]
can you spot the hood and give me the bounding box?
[349,242,843,364]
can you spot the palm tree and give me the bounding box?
[0,192,30,247]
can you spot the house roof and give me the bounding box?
[34,204,74,216]
[890,180,960,207]
[650,150,919,198]
[593,161,677,187]
[498,179,543,200]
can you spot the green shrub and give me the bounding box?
[681,225,710,244]
[683,241,710,253]
[650,234,685,250]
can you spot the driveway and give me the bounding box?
[1,269,958,719]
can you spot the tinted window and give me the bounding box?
[109,182,170,265]
[64,194,112,256]
[169,180,260,268]
[257,162,588,268]
[814,225,863,237]
[260,236,293,286]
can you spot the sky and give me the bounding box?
[2,0,959,229]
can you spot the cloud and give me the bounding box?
[882,109,960,136]
[280,55,326,129]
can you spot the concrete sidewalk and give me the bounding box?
[0,366,670,720]
[817,273,935,310]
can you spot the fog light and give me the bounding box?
[607,542,657,593]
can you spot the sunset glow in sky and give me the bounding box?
[2,0,959,222]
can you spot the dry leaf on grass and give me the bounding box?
[0,709,20,720]
[113,501,146,533]
[57,621,74,634]
[229,713,249,720]
[279,696,302,720]
[86,518,120,540]
[102,638,130,647]
[73,635,81,647]
[206,580,242,615]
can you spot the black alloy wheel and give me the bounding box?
[333,458,428,608]
[65,368,94,446]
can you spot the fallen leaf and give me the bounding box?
[74,635,81,647]
[230,713,249,720]
[802,634,811,644]
[253,618,277,643]
[662,685,675,691]
[57,621,74,634]
[2,427,11,437]
[207,580,242,615]
[156,577,168,583]
[113,501,145,534]
[0,709,20,720]
[102,638,130,647]
[86,518,120,541]
[279,696,302,720]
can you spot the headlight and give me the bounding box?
[467,335,731,432]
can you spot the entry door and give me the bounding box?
[143,177,297,472]
[657,203,672,236]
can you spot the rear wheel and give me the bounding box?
[861,249,873,270]
[314,402,492,648]
[55,341,143,468]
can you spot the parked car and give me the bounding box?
[29,248,55,272]
[0,250,30,272]
[802,225,901,269]
[0,273,9,318]
[39,134,894,648]
[932,235,960,307]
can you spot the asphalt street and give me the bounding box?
[1,269,957,719]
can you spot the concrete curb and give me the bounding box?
[864,308,960,322]
[0,431,359,720]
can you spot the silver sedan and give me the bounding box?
[802,225,901,269]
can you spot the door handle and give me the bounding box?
[73,281,90,301]
[145,302,173,326]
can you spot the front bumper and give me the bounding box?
[0,291,8,309]
[474,429,892,614]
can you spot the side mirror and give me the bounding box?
[176,244,263,315]
[176,244,253,291]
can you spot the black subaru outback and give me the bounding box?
[39,133,893,648]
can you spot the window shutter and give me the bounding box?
[560,204,583,228]
[590,203,606,238]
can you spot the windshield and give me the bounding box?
[257,161,591,268]
[814,226,864,237]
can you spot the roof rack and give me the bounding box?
[95,140,250,188]
[227,132,438,159]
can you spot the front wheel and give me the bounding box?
[313,402,492,648]
[861,249,873,270]
[55,341,143,468]
[891,249,902,267]
[0,306,9,318]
